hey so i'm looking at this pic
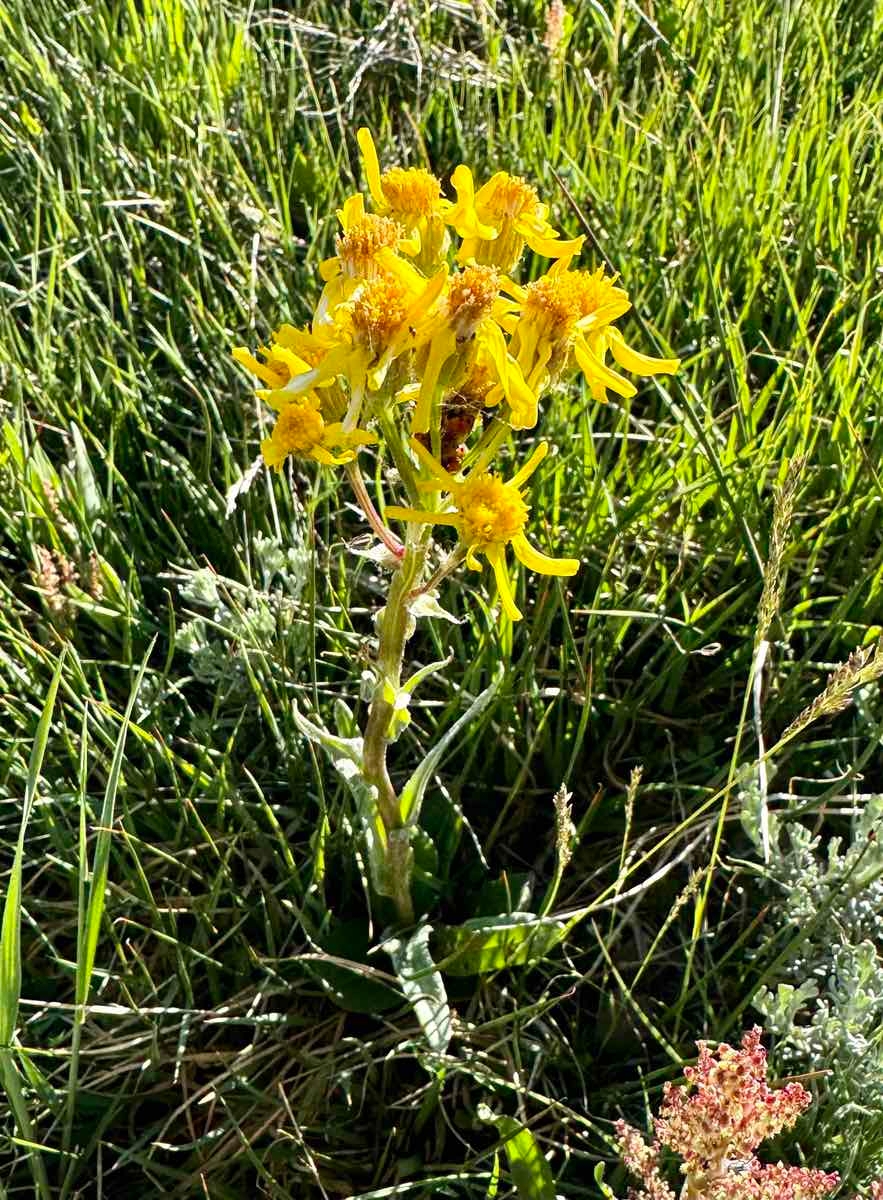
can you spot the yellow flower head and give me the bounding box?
[445,264,501,342]
[357,128,450,269]
[340,259,448,389]
[351,272,412,355]
[385,439,579,621]
[331,197,403,281]
[507,261,680,402]
[261,394,376,470]
[447,165,585,273]
[315,193,407,323]
[234,324,353,423]
[408,264,537,435]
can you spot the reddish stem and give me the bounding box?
[345,463,405,559]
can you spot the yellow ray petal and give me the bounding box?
[522,231,585,260]
[511,532,579,577]
[232,346,281,387]
[408,436,458,487]
[607,327,680,375]
[412,332,454,434]
[486,545,522,621]
[338,192,366,232]
[508,442,549,489]
[573,337,637,399]
[311,445,354,466]
[357,127,386,209]
[449,165,497,239]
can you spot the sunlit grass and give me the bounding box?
[1,0,882,1194]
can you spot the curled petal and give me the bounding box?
[507,442,549,489]
[232,347,283,388]
[338,192,367,231]
[481,322,538,429]
[449,165,498,239]
[522,231,586,261]
[607,326,680,375]
[311,445,355,466]
[511,532,579,577]
[574,337,637,399]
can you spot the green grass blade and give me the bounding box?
[59,643,153,1195]
[0,652,64,1200]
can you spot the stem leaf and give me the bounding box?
[399,667,503,826]
[477,1106,556,1200]
[385,923,451,1054]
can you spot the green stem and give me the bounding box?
[377,407,421,506]
[462,414,510,474]
[361,528,429,923]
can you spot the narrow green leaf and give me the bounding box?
[0,654,63,1200]
[0,654,64,1047]
[69,423,102,517]
[485,1151,501,1199]
[399,667,502,825]
[76,644,153,1007]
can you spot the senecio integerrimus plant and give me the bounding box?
[232,129,679,924]
[612,1026,883,1200]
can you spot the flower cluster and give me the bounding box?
[616,1028,839,1200]
[233,129,679,621]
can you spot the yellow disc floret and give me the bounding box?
[447,166,585,272]
[483,174,542,224]
[351,273,411,354]
[457,475,529,550]
[379,166,441,220]
[336,213,403,279]
[261,397,377,470]
[524,267,628,345]
[446,265,500,343]
[507,261,679,400]
[269,403,324,456]
[357,128,451,269]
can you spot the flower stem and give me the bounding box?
[345,461,404,558]
[361,528,428,923]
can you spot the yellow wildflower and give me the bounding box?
[331,262,449,426]
[385,439,579,621]
[446,166,584,272]
[239,263,445,436]
[317,193,406,321]
[261,394,376,470]
[233,323,352,419]
[505,259,680,402]
[357,128,451,270]
[407,264,535,434]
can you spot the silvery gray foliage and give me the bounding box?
[174,530,310,689]
[752,795,883,1177]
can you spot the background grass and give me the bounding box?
[1,0,883,1195]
